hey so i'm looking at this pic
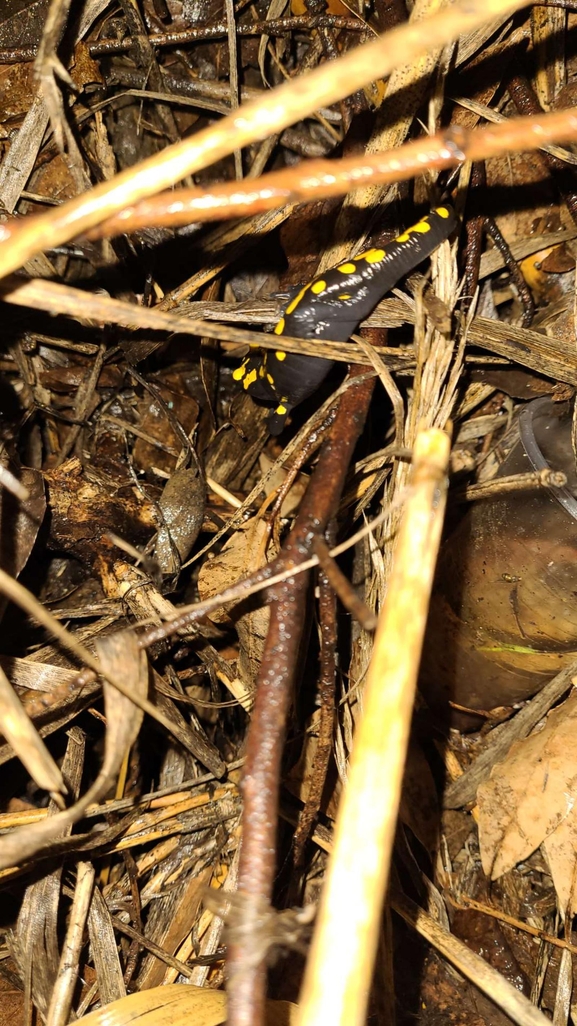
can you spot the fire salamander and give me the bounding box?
[233,204,457,434]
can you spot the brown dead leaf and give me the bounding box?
[477,689,577,880]
[132,374,199,478]
[0,0,48,52]
[0,63,37,129]
[542,808,577,918]
[0,465,46,580]
[45,457,156,572]
[197,517,278,687]
[258,453,308,518]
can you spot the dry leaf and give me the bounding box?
[477,689,577,880]
[198,517,278,686]
[0,631,148,870]
[0,662,66,798]
[258,453,308,517]
[0,465,46,580]
[542,808,577,917]
[73,983,297,1026]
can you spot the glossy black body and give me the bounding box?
[234,204,458,434]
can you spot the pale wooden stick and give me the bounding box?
[46,861,95,1026]
[297,427,450,1026]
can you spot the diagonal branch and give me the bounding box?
[226,368,375,1026]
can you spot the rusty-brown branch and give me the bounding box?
[226,369,375,1026]
[86,109,577,236]
[0,0,535,279]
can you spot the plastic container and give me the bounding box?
[421,397,577,728]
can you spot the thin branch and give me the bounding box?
[57,109,577,234]
[0,0,532,277]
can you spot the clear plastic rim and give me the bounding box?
[518,396,577,522]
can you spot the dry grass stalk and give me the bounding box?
[0,0,531,277]
[297,427,450,1026]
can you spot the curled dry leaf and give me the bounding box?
[0,662,66,799]
[0,464,46,580]
[72,983,296,1026]
[477,688,577,882]
[0,630,148,870]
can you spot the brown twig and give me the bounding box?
[454,467,567,502]
[0,16,368,63]
[483,216,535,327]
[86,109,577,236]
[0,0,535,277]
[390,891,552,1026]
[227,368,375,1026]
[292,533,339,867]
[311,535,378,632]
[462,161,486,310]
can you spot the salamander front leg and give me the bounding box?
[267,399,293,435]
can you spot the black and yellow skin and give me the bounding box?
[234,205,457,434]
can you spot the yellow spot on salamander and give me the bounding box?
[243,368,258,389]
[310,279,327,295]
[274,318,285,335]
[267,373,275,384]
[232,363,247,381]
[361,248,385,264]
[337,261,356,273]
[275,351,287,361]
[276,404,287,415]
[259,364,265,377]
[396,218,432,242]
[285,285,308,315]
[339,293,352,300]
[436,206,450,218]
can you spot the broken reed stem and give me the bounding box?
[297,427,450,1026]
[0,273,373,362]
[226,370,374,1026]
[455,467,568,502]
[0,0,530,277]
[91,108,577,234]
